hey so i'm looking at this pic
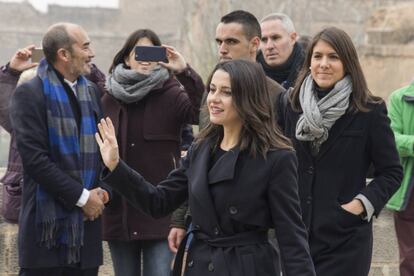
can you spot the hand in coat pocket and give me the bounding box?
[340,199,364,216]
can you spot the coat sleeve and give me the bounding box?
[361,102,403,215]
[0,64,21,133]
[102,146,191,218]
[170,201,189,229]
[268,150,316,276]
[174,65,204,125]
[86,63,107,97]
[388,90,414,157]
[180,124,194,151]
[10,80,84,210]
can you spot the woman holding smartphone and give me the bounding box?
[101,29,203,276]
[279,27,402,275]
[96,59,316,276]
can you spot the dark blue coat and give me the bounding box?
[103,139,316,276]
[11,75,105,269]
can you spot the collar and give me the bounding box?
[402,82,414,102]
[64,79,78,96]
[257,42,304,89]
[51,66,79,97]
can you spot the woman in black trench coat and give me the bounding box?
[96,60,316,276]
[279,27,403,276]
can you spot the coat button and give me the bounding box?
[307,166,314,174]
[187,260,194,268]
[229,206,238,215]
[193,224,200,230]
[306,196,312,204]
[208,262,214,272]
[130,143,135,147]
[213,227,220,236]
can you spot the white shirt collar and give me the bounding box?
[64,79,78,97]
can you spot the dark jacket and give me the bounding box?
[102,140,316,276]
[11,75,105,268]
[257,42,305,89]
[170,76,285,227]
[0,64,22,223]
[101,66,203,241]
[281,101,402,276]
[0,63,107,224]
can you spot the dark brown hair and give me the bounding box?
[109,29,161,73]
[197,59,292,157]
[221,10,261,40]
[290,26,382,112]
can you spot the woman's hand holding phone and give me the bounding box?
[158,44,187,74]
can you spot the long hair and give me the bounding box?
[290,26,382,112]
[108,29,161,73]
[197,59,292,158]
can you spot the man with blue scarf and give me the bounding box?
[11,23,108,276]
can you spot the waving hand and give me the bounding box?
[95,118,120,171]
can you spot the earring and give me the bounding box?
[309,66,311,70]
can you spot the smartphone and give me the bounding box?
[31,48,44,63]
[134,46,168,63]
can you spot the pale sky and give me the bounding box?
[0,0,118,12]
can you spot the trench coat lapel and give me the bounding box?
[208,146,240,184]
[188,142,219,225]
[189,142,240,229]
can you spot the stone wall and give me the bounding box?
[0,0,413,96]
[361,3,414,101]
[0,0,412,80]
[176,0,414,82]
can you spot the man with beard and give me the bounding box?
[11,23,108,276]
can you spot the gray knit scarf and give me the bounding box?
[295,74,353,154]
[106,64,169,104]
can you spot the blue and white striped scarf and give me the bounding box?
[36,59,99,264]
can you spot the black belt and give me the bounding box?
[172,229,267,276]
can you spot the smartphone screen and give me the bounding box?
[134,46,168,63]
[31,48,44,63]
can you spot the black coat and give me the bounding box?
[281,101,403,276]
[103,139,316,276]
[10,76,105,268]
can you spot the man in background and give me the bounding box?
[257,12,305,89]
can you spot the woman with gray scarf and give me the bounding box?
[279,27,402,276]
[101,29,203,276]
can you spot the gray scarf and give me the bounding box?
[106,63,170,104]
[295,74,353,154]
